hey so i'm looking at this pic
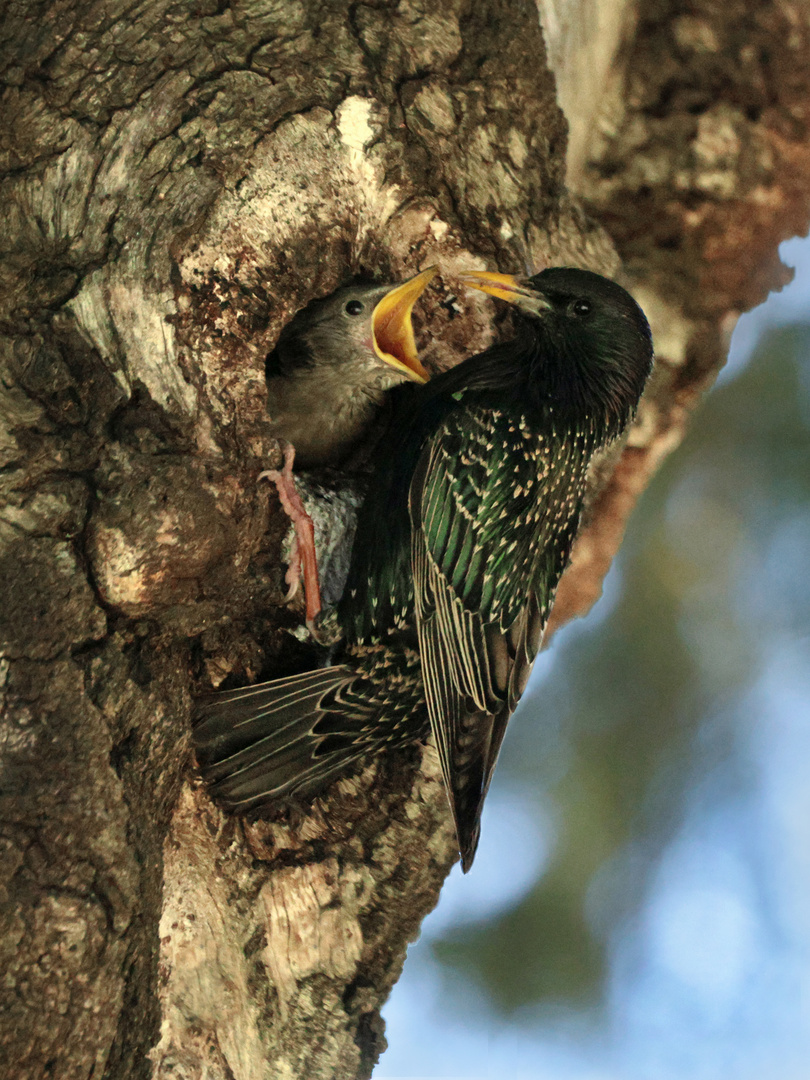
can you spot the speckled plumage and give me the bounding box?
[194,267,654,870]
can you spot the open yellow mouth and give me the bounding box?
[372,266,437,383]
[458,270,538,303]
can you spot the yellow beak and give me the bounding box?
[458,270,539,304]
[372,266,437,383]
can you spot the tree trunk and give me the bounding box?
[1,1,808,1077]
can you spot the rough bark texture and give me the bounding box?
[1,1,809,1078]
[542,0,810,634]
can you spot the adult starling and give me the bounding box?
[263,266,437,625]
[194,267,653,870]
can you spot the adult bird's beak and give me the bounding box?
[459,270,552,310]
[372,266,437,383]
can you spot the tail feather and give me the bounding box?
[193,665,375,809]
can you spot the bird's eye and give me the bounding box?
[344,300,364,316]
[572,299,591,317]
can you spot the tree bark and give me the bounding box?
[1,1,809,1077]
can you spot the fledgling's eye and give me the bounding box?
[345,300,364,316]
[571,299,591,317]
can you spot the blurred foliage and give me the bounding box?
[431,323,810,1014]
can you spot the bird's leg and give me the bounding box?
[259,443,322,634]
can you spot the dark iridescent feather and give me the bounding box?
[194,267,653,870]
[194,643,425,807]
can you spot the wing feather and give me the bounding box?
[193,646,425,810]
[410,406,587,869]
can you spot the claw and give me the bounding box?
[260,442,322,627]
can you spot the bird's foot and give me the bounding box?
[259,442,322,629]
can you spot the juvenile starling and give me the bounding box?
[263,266,437,625]
[267,267,437,468]
[194,267,653,870]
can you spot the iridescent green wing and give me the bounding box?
[409,404,587,867]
